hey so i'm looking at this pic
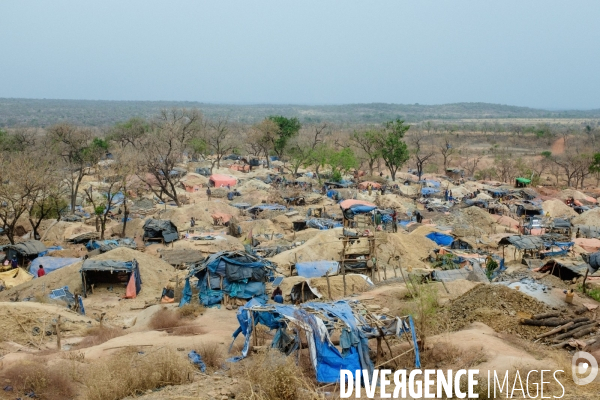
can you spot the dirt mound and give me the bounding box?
[410,225,446,237]
[108,217,147,238]
[559,189,597,204]
[376,194,407,212]
[158,201,240,228]
[542,199,578,218]
[40,221,87,243]
[270,229,345,268]
[380,232,437,270]
[239,218,284,236]
[0,302,96,347]
[439,284,552,339]
[238,179,270,191]
[453,206,498,236]
[0,248,175,305]
[572,208,600,227]
[173,235,244,255]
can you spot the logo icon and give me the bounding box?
[572,351,599,385]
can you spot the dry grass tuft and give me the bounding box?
[149,307,183,330]
[75,325,125,348]
[420,341,487,370]
[171,325,206,336]
[1,361,76,400]
[177,303,205,318]
[236,350,320,400]
[196,343,225,371]
[83,347,194,400]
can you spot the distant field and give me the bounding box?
[1,98,600,127]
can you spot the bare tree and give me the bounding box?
[136,109,203,206]
[84,162,124,240]
[287,123,327,175]
[410,130,436,179]
[350,129,380,175]
[438,136,456,171]
[204,117,236,171]
[460,150,483,178]
[47,123,103,212]
[249,119,280,169]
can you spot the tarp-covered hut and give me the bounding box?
[142,219,179,243]
[4,240,47,266]
[209,174,237,188]
[80,259,141,298]
[29,257,80,278]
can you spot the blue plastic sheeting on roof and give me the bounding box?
[30,257,80,278]
[295,261,340,278]
[421,187,440,195]
[399,220,412,227]
[270,156,279,161]
[426,232,454,246]
[348,204,377,213]
[37,246,63,257]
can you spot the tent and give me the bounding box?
[143,219,179,243]
[515,177,531,187]
[182,250,275,307]
[339,199,377,220]
[425,232,454,247]
[0,268,33,289]
[4,240,47,266]
[294,261,340,278]
[229,299,420,383]
[29,257,80,278]
[209,174,237,188]
[80,259,141,297]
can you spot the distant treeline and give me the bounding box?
[1,98,600,127]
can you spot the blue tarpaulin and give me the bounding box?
[421,187,440,196]
[295,261,339,278]
[426,232,454,246]
[229,299,419,384]
[30,257,80,278]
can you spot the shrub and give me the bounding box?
[177,303,205,319]
[149,307,183,330]
[75,325,125,348]
[236,350,319,400]
[83,347,193,400]
[195,343,225,371]
[1,361,76,400]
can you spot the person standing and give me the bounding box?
[206,187,212,201]
[11,256,18,269]
[391,209,398,232]
[37,265,46,278]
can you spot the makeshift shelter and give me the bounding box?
[246,204,287,215]
[515,177,531,187]
[229,299,420,384]
[339,199,376,220]
[539,257,600,281]
[29,257,80,278]
[80,259,141,298]
[4,240,47,266]
[142,219,179,243]
[209,174,237,188]
[183,250,274,307]
[425,232,453,247]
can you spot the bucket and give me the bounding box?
[565,292,574,304]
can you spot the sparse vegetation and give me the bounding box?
[1,361,76,400]
[75,325,125,349]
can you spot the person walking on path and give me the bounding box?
[206,187,212,201]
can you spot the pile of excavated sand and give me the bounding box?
[376,194,407,212]
[397,185,420,196]
[158,201,240,228]
[270,229,436,272]
[40,221,90,242]
[0,302,96,347]
[108,217,147,238]
[310,274,372,299]
[559,189,597,204]
[453,206,498,236]
[542,199,578,218]
[410,225,447,237]
[0,248,175,304]
[238,179,271,191]
[173,235,245,255]
[240,218,285,236]
[572,208,600,227]
[437,284,552,340]
[272,214,294,231]
[490,214,520,230]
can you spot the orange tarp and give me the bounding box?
[574,238,600,253]
[209,174,237,187]
[212,213,233,225]
[358,181,382,190]
[339,199,376,210]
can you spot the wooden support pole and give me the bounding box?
[56,315,62,351]
[326,271,332,300]
[376,337,382,366]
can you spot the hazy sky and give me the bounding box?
[2,1,599,108]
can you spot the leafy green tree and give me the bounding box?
[328,147,358,181]
[267,116,301,158]
[307,144,330,182]
[377,119,410,181]
[108,117,149,149]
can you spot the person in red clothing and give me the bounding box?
[37,265,46,277]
